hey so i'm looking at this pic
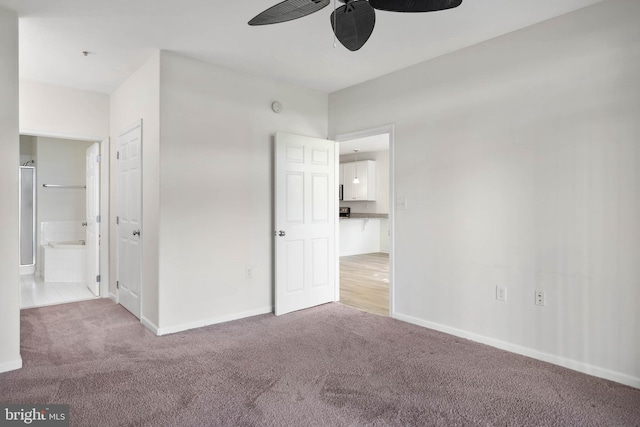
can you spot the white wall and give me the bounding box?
[36,137,93,223]
[0,6,21,373]
[157,51,328,332]
[20,80,110,138]
[110,51,161,327]
[19,135,36,165]
[329,0,640,388]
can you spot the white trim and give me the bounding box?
[334,124,396,317]
[109,292,118,303]
[0,357,23,374]
[20,129,105,143]
[394,312,640,390]
[334,140,340,303]
[118,120,143,138]
[155,306,273,336]
[140,316,159,335]
[99,137,110,298]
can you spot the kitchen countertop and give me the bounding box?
[340,213,388,220]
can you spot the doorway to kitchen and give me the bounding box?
[336,126,394,317]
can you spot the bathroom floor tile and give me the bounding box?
[20,275,98,309]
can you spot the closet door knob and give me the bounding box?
[132,230,141,236]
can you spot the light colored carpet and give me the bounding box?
[1,299,639,426]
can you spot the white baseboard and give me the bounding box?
[140,316,159,335]
[393,312,640,390]
[0,357,22,374]
[108,292,118,303]
[155,306,273,336]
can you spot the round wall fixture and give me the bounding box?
[271,101,283,113]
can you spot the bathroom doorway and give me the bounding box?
[19,133,109,308]
[335,126,394,317]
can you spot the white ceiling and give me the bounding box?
[0,0,604,94]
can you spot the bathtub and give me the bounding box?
[41,240,87,283]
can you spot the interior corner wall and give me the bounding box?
[0,6,21,373]
[20,80,110,138]
[110,51,161,328]
[329,0,640,387]
[157,51,328,331]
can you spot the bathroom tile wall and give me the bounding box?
[40,221,85,244]
[40,221,86,282]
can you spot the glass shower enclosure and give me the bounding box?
[19,166,36,270]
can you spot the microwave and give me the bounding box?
[339,207,350,218]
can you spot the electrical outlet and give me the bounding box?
[246,266,253,279]
[535,290,545,306]
[496,285,507,302]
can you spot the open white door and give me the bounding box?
[85,143,100,296]
[275,132,337,316]
[117,122,142,318]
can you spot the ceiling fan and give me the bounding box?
[248,0,463,51]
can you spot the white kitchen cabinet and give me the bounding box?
[342,160,376,201]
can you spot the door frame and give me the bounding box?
[115,120,143,317]
[334,124,396,317]
[18,129,110,298]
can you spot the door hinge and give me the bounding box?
[116,281,119,289]
[96,274,101,283]
[116,216,119,225]
[96,154,101,163]
[96,215,101,223]
[117,151,120,160]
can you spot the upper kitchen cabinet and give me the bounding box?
[342,160,376,201]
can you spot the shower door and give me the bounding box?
[19,166,36,270]
[86,143,100,296]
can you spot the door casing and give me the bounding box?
[334,125,395,317]
[19,129,110,298]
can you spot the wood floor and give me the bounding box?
[339,252,389,317]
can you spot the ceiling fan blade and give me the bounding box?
[330,1,376,51]
[369,0,462,13]
[249,0,330,26]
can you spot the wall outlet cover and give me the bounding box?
[496,285,507,302]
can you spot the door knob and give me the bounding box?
[133,230,141,236]
[277,230,286,237]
